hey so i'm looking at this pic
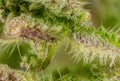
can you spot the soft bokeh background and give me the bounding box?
[83,0,120,28]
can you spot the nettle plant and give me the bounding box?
[0,0,120,81]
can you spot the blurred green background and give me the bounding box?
[83,0,120,28]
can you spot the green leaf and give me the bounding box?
[0,38,31,68]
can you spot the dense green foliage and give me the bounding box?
[0,0,120,81]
